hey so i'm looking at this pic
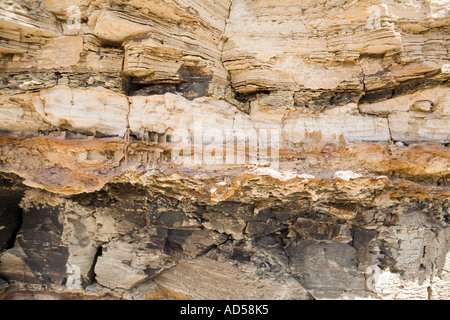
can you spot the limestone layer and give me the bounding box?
[0,0,449,300]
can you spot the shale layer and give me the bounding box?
[0,0,449,300]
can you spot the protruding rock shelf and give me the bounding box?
[0,0,449,300]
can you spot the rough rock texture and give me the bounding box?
[0,0,449,300]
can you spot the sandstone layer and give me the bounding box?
[0,0,449,300]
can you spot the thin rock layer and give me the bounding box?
[0,0,449,300]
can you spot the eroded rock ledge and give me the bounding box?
[0,0,449,300]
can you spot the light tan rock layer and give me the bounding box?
[0,0,449,300]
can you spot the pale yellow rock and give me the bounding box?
[327,26,402,55]
[0,0,60,37]
[43,0,87,18]
[0,93,53,133]
[36,85,129,137]
[123,38,186,82]
[0,29,28,53]
[37,36,83,69]
[129,93,242,143]
[131,93,393,149]
[283,112,390,145]
[92,9,154,44]
[388,112,450,143]
[223,0,449,93]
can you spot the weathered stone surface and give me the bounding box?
[0,197,68,285]
[0,0,449,300]
[37,85,129,137]
[0,0,60,38]
[286,241,366,299]
[388,112,450,143]
[0,174,447,299]
[222,0,449,97]
[155,255,312,300]
[0,278,8,294]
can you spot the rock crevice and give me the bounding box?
[0,0,449,300]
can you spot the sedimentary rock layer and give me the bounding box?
[0,0,449,300]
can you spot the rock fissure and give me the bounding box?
[0,0,449,300]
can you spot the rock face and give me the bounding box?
[0,0,449,300]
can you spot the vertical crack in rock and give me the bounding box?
[219,0,233,77]
[86,245,103,285]
[0,0,449,300]
[0,176,24,252]
[2,207,22,251]
[122,96,132,164]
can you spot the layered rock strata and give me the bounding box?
[0,0,449,300]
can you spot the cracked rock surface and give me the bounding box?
[0,0,449,300]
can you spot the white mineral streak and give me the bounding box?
[2,84,448,145]
[249,168,298,181]
[334,171,363,181]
